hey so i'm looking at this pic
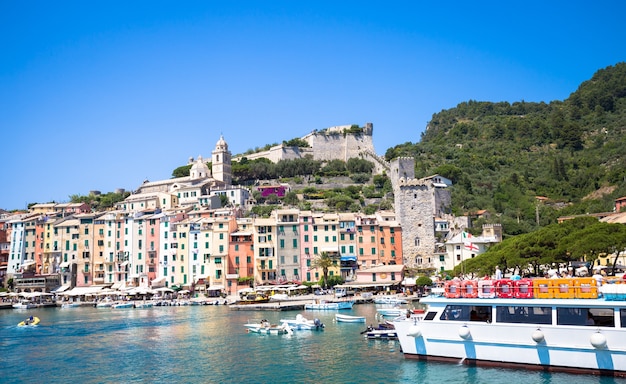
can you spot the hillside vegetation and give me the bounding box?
[385,63,626,237]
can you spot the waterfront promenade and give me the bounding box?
[0,291,421,311]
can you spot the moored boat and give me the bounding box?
[335,313,366,323]
[376,307,405,317]
[244,320,293,335]
[280,314,324,330]
[361,323,397,339]
[305,300,354,310]
[12,300,37,309]
[111,302,134,309]
[373,296,408,305]
[393,277,626,378]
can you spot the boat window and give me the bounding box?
[440,305,491,322]
[557,307,614,327]
[621,309,626,328]
[496,306,552,325]
[424,311,437,321]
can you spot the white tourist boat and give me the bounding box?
[111,301,134,309]
[335,313,366,323]
[393,277,626,378]
[280,314,324,330]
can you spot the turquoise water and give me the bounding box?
[0,304,620,384]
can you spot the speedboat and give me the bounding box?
[18,316,40,326]
[280,314,324,330]
[111,302,134,309]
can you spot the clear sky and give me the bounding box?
[2,1,625,211]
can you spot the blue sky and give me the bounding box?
[2,1,625,210]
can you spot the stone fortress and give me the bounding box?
[231,122,455,269]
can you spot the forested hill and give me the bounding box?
[384,63,626,237]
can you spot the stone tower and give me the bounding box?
[212,135,232,185]
[390,157,439,268]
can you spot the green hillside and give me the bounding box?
[384,62,626,237]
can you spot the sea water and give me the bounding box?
[0,304,619,384]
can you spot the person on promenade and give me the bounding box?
[495,266,502,280]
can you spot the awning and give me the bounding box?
[340,256,357,262]
[121,261,129,267]
[65,286,104,296]
[59,262,70,268]
[22,260,36,267]
[208,285,224,290]
[52,285,71,293]
[111,282,125,290]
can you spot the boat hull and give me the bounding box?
[394,295,626,378]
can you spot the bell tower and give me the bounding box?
[212,135,232,185]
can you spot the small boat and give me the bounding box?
[244,320,293,335]
[361,323,397,339]
[111,302,134,309]
[95,298,114,308]
[305,300,354,310]
[377,308,406,317]
[335,314,366,323]
[134,301,154,309]
[280,314,324,330]
[18,316,40,327]
[12,301,37,309]
[61,302,80,308]
[373,296,408,305]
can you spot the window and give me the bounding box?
[496,306,551,325]
[442,305,493,322]
[557,307,613,327]
[304,235,309,242]
[292,239,297,248]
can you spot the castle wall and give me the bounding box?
[233,123,374,164]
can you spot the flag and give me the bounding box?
[462,231,478,251]
[464,242,479,251]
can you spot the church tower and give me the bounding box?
[212,135,232,185]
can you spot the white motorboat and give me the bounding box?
[335,313,366,323]
[376,307,405,317]
[305,300,354,310]
[373,296,408,305]
[12,301,37,309]
[280,314,324,330]
[244,320,293,335]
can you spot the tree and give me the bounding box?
[311,252,338,288]
[172,164,192,178]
